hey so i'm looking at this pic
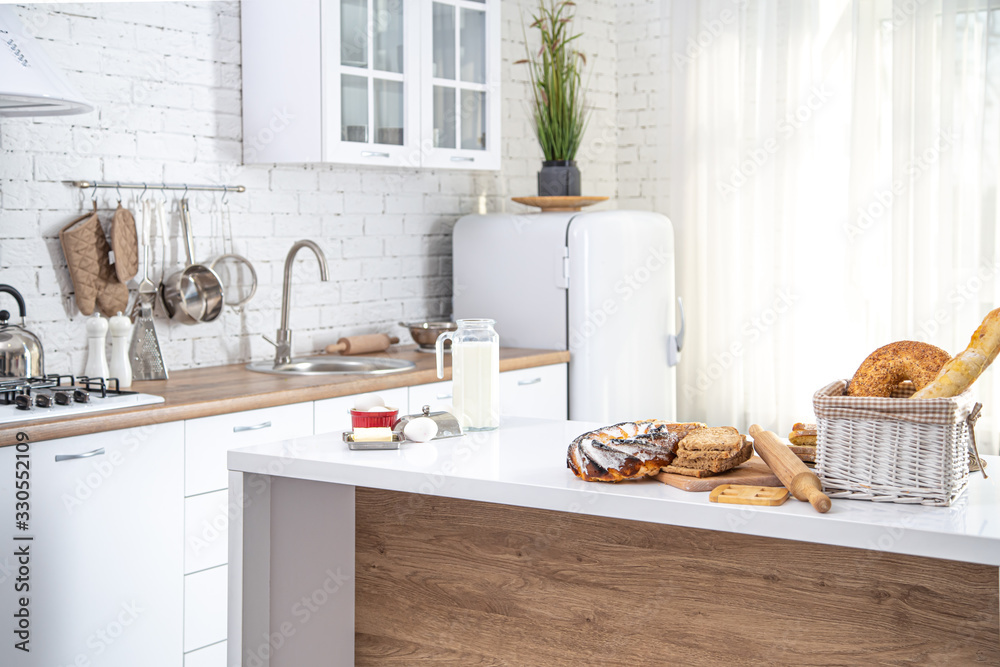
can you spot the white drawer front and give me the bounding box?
[185,403,314,496]
[184,565,228,652]
[185,490,230,574]
[185,641,226,667]
[314,387,408,435]
[407,380,455,415]
[500,364,568,419]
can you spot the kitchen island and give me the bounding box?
[228,417,1000,666]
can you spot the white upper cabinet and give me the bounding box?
[242,0,499,169]
[321,0,421,165]
[420,0,500,170]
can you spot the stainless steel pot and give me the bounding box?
[0,285,44,378]
[160,199,223,324]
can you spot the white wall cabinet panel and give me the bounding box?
[500,364,568,420]
[314,386,408,435]
[243,0,499,169]
[184,565,228,652]
[185,403,314,497]
[0,423,184,666]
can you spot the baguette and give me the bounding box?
[911,308,1000,399]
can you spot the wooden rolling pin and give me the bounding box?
[324,334,399,355]
[748,424,831,513]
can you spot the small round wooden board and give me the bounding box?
[511,196,609,212]
[709,484,789,506]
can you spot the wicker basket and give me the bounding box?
[813,380,980,506]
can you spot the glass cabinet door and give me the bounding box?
[422,0,500,169]
[324,0,418,164]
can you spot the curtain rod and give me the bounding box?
[70,180,246,193]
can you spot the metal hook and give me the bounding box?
[140,182,148,201]
[115,181,123,203]
[91,183,98,212]
[221,185,229,207]
[182,183,189,200]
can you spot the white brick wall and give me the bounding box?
[616,0,669,213]
[0,0,624,374]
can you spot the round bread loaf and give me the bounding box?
[847,341,951,397]
[567,420,705,482]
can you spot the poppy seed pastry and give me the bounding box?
[847,341,951,398]
[567,420,706,482]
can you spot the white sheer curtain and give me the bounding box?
[666,0,1000,453]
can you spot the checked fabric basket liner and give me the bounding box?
[813,380,981,506]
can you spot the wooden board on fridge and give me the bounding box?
[654,457,780,492]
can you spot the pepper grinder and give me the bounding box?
[84,313,109,380]
[108,312,132,388]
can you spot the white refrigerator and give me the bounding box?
[452,210,683,423]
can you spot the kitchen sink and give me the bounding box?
[246,356,417,376]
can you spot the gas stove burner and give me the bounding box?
[0,373,163,424]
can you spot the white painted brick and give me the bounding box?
[298,192,344,215]
[343,193,384,215]
[271,169,318,191]
[136,132,196,162]
[342,237,383,259]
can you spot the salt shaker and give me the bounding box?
[84,313,109,380]
[108,312,132,388]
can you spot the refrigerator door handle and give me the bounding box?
[667,297,685,366]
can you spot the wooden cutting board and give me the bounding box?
[654,457,781,492]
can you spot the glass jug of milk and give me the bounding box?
[436,319,499,431]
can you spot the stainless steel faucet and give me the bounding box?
[264,240,329,365]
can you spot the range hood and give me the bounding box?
[0,6,92,117]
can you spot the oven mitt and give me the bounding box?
[110,203,139,283]
[59,211,130,317]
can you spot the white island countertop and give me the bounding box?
[229,416,1000,566]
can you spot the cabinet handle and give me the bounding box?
[517,377,542,386]
[55,447,105,463]
[234,421,272,433]
[436,393,452,400]
[450,156,474,162]
[362,151,390,158]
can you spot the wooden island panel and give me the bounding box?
[355,488,1000,666]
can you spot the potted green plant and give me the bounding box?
[517,0,590,197]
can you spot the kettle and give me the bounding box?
[0,285,44,378]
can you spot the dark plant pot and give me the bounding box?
[537,160,581,197]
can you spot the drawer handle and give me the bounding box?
[517,377,542,386]
[234,421,272,433]
[55,447,105,463]
[450,156,475,162]
[362,151,390,158]
[436,393,452,400]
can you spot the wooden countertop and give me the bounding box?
[0,346,569,446]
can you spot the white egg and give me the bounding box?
[367,406,393,412]
[403,417,438,443]
[353,394,385,411]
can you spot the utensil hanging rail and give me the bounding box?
[69,180,246,193]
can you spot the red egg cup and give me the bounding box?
[350,408,399,429]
